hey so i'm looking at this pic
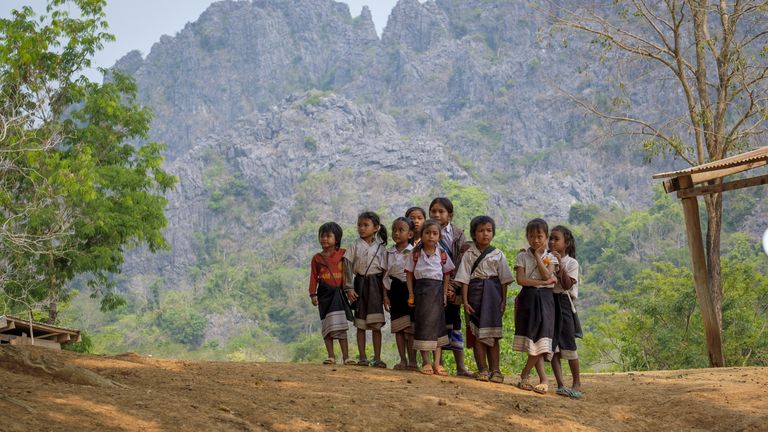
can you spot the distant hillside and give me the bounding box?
[73,0,766,358]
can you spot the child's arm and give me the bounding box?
[343,258,358,302]
[461,283,473,315]
[516,267,548,287]
[407,271,415,307]
[309,257,319,306]
[500,283,509,313]
[442,273,450,307]
[532,248,551,282]
[382,282,390,311]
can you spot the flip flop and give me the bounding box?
[475,371,490,382]
[357,359,369,366]
[393,363,407,370]
[343,358,357,366]
[517,376,534,391]
[434,366,448,376]
[455,370,474,378]
[533,383,549,394]
[420,364,434,375]
[568,389,584,399]
[407,364,420,371]
[489,371,505,384]
[322,358,335,365]
[556,386,571,397]
[371,360,388,369]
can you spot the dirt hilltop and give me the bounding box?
[0,346,766,431]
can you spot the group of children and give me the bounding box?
[307,197,583,399]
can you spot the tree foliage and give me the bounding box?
[548,0,768,366]
[0,0,176,321]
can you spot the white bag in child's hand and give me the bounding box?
[763,228,768,256]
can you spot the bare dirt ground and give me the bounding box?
[1,346,766,431]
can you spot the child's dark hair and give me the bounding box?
[414,219,442,252]
[552,225,576,258]
[429,197,454,215]
[470,215,496,242]
[392,217,415,245]
[358,211,388,245]
[526,218,549,235]
[405,206,426,219]
[318,222,343,249]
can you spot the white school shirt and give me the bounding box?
[454,244,514,286]
[441,223,454,247]
[514,249,558,288]
[382,244,414,290]
[344,237,386,276]
[553,255,579,299]
[404,246,455,281]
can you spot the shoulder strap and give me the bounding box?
[362,241,382,276]
[438,238,453,260]
[470,246,496,276]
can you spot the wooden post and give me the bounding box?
[678,175,726,367]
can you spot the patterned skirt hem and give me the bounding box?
[413,335,449,351]
[321,311,348,339]
[390,315,413,334]
[512,335,552,355]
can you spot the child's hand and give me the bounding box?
[545,275,557,285]
[346,290,358,302]
[443,292,448,307]
[551,251,562,262]
[500,299,506,314]
[407,295,415,307]
[464,302,475,315]
[311,296,318,306]
[383,295,391,311]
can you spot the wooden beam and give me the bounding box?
[0,321,16,332]
[36,332,63,340]
[677,173,768,198]
[678,175,725,367]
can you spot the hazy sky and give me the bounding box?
[3,0,399,81]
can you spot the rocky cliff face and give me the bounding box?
[116,0,675,293]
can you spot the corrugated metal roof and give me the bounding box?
[0,315,81,335]
[653,147,768,179]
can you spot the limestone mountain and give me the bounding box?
[95,0,765,355]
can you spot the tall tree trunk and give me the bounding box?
[703,192,724,355]
[48,300,58,325]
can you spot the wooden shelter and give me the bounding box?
[0,315,81,350]
[653,146,768,367]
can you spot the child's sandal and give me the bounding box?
[343,358,357,366]
[434,366,448,376]
[322,357,335,365]
[518,376,534,391]
[420,364,434,375]
[489,371,505,384]
[475,371,490,382]
[371,360,387,369]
